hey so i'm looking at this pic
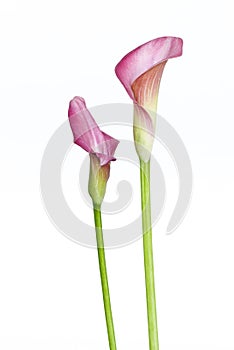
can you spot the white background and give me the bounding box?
[0,0,234,349]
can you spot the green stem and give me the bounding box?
[140,160,159,350]
[93,204,117,350]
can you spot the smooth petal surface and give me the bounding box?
[115,37,183,101]
[115,37,183,162]
[68,96,119,166]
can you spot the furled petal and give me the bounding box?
[115,36,183,101]
[68,96,119,166]
[115,37,183,162]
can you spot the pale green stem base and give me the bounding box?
[140,160,159,350]
[93,204,117,350]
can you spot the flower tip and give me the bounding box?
[68,96,86,118]
[172,36,183,56]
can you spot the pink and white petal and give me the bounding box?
[98,132,119,157]
[68,96,119,166]
[69,99,99,147]
[93,133,119,165]
[95,153,116,166]
[115,37,183,101]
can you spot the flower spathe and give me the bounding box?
[115,36,183,162]
[68,96,119,206]
[68,96,119,166]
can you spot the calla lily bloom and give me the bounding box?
[68,96,119,206]
[69,96,119,166]
[115,37,183,349]
[115,36,183,162]
[69,97,118,347]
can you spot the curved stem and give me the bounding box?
[140,160,159,350]
[93,204,117,350]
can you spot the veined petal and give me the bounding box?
[131,62,167,162]
[115,36,183,162]
[115,36,183,101]
[132,61,167,112]
[68,96,119,166]
[131,61,167,148]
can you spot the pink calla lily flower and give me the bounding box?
[115,36,183,162]
[68,97,118,344]
[68,96,119,205]
[68,96,119,166]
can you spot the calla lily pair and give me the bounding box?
[68,36,183,350]
[69,37,183,184]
